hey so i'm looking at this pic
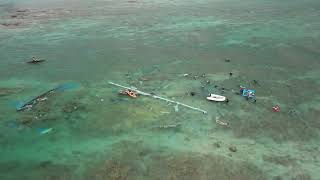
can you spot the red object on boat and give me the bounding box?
[125,90,137,98]
[119,89,137,98]
[272,105,280,112]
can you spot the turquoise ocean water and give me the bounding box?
[0,0,320,179]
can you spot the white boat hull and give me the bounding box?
[206,94,226,102]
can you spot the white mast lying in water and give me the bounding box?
[108,81,207,114]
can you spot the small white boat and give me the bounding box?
[206,94,226,102]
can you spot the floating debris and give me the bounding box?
[153,123,181,129]
[16,83,79,111]
[16,90,54,111]
[108,81,207,114]
[38,128,53,135]
[190,92,196,96]
[252,79,261,86]
[160,111,170,114]
[229,145,237,152]
[174,104,179,112]
[214,141,222,148]
[215,116,229,126]
[224,58,231,62]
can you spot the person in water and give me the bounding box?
[225,98,229,104]
[239,86,245,95]
[27,57,45,64]
[31,57,40,62]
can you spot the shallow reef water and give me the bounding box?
[0,0,320,179]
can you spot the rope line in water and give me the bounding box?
[108,81,207,114]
